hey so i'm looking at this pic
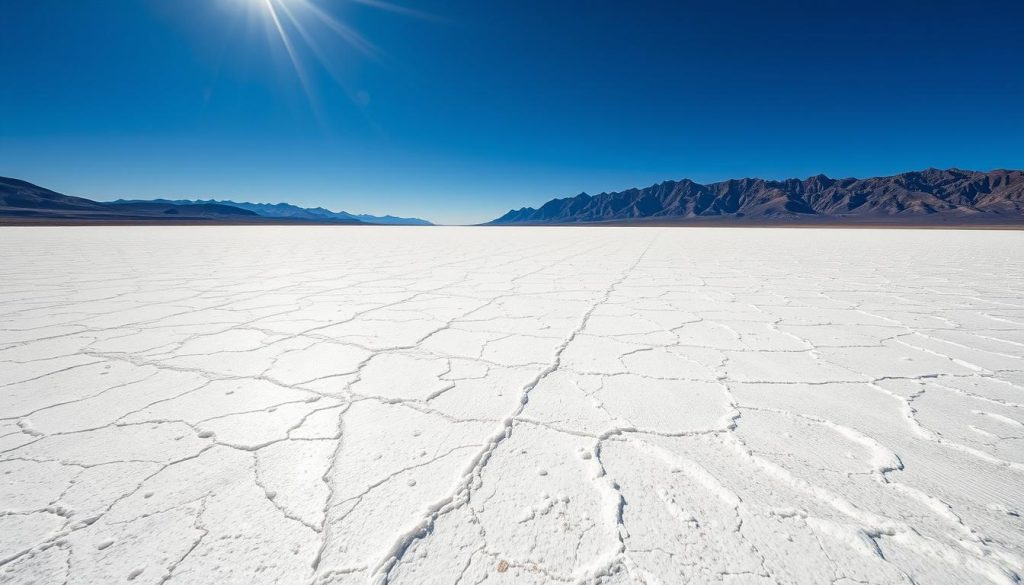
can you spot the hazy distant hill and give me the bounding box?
[0,178,362,225]
[118,198,434,226]
[0,177,114,214]
[489,168,1024,225]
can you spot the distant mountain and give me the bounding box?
[118,199,433,226]
[0,177,363,225]
[110,201,259,218]
[345,213,433,226]
[0,177,113,213]
[489,168,1024,225]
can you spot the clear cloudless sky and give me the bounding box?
[2,0,1022,224]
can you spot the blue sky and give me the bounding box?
[2,0,1022,224]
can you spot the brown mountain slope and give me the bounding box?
[490,168,1024,225]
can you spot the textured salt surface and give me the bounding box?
[0,226,1022,584]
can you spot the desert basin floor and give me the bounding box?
[1,226,1023,585]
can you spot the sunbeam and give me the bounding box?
[350,0,438,21]
[243,0,426,108]
[299,0,381,60]
[261,0,319,111]
[271,0,379,110]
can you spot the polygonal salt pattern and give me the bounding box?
[0,226,1022,584]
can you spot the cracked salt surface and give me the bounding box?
[0,226,1023,584]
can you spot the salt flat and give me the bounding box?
[1,226,1023,585]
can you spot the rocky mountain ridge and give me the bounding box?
[490,168,1024,225]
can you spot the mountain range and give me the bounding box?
[0,177,430,225]
[6,169,1024,228]
[489,168,1024,226]
[110,199,432,226]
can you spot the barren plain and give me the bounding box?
[1,226,1023,585]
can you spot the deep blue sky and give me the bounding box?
[2,0,1022,224]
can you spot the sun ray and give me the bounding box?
[239,0,434,113]
[261,0,319,111]
[349,0,440,21]
[271,0,376,109]
[290,0,381,61]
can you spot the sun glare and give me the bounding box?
[233,0,426,111]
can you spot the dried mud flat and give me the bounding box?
[1,226,1023,585]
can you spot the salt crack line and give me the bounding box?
[365,238,656,584]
